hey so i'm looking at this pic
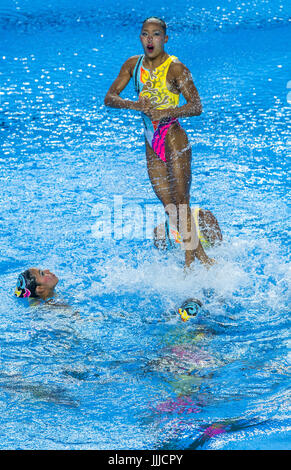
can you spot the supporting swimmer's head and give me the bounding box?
[15,268,58,300]
[178,298,203,321]
[140,17,168,58]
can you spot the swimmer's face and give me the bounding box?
[29,268,59,292]
[140,21,168,58]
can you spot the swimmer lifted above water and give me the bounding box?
[104,16,215,269]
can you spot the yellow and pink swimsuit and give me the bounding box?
[133,54,181,162]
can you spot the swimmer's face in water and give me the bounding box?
[29,268,58,298]
[140,21,168,59]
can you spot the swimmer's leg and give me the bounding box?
[146,139,185,247]
[146,139,172,206]
[165,123,213,268]
[146,139,173,246]
[146,136,213,268]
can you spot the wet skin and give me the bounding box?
[29,268,58,300]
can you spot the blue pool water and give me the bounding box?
[0,0,290,450]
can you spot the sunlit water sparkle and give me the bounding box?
[0,0,290,450]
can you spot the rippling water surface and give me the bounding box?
[0,0,290,450]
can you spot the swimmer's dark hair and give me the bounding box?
[15,269,38,298]
[142,17,167,34]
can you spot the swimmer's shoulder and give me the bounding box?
[122,55,142,77]
[167,58,194,88]
[198,208,216,227]
[198,209,223,242]
[168,58,192,77]
[198,208,215,223]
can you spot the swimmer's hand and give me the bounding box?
[205,257,216,269]
[184,256,216,275]
[199,250,216,269]
[134,96,152,112]
[135,97,166,121]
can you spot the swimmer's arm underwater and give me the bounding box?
[45,298,71,308]
[43,299,81,317]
